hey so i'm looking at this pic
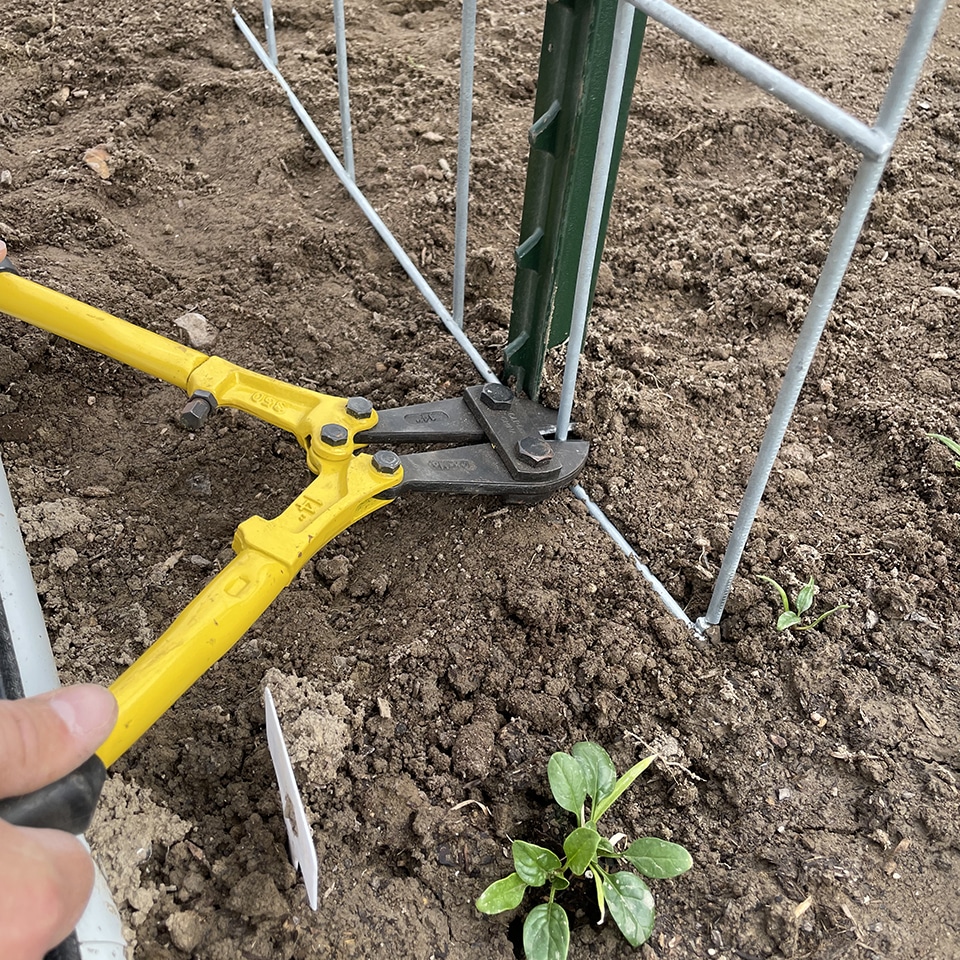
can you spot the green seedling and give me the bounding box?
[758,574,848,631]
[476,742,692,960]
[926,433,960,469]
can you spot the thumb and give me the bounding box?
[0,685,117,799]
[0,821,95,958]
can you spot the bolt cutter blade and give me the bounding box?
[389,439,589,501]
[359,384,587,500]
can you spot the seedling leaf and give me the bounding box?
[571,742,617,809]
[603,871,656,947]
[795,577,815,615]
[513,840,561,886]
[776,610,802,631]
[550,875,570,892]
[593,867,606,924]
[927,432,960,467]
[757,574,790,613]
[596,837,618,858]
[523,902,570,960]
[548,752,587,818]
[476,873,527,914]
[593,755,654,822]
[563,825,600,876]
[622,838,693,879]
[797,604,849,631]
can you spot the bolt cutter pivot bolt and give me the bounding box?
[180,391,218,431]
[479,383,514,410]
[320,423,349,446]
[346,396,374,420]
[372,450,401,475]
[516,435,554,466]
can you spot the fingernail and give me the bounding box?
[48,685,118,740]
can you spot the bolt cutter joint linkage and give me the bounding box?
[0,261,589,781]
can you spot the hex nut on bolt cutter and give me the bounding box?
[180,389,219,430]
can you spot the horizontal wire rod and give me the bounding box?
[233,10,499,384]
[625,0,890,160]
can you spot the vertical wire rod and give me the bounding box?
[556,0,635,441]
[451,0,479,329]
[262,0,278,66]
[233,10,499,384]
[701,0,945,630]
[331,0,355,181]
[625,0,889,160]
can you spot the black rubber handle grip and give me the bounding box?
[0,754,107,834]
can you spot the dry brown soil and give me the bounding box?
[1,0,959,957]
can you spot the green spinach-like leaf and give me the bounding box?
[777,610,802,631]
[622,838,693,878]
[523,902,570,960]
[603,871,656,947]
[593,755,654,822]
[548,752,587,818]
[513,840,561,886]
[563,824,601,876]
[476,872,527,914]
[795,577,815,616]
[571,742,617,809]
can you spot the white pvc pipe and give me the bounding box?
[0,454,126,960]
[74,840,127,960]
[0,455,57,696]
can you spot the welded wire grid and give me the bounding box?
[232,0,946,634]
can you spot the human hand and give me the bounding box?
[0,685,117,960]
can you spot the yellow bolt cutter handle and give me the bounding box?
[0,269,208,388]
[0,251,587,828]
[0,265,401,764]
[98,453,399,765]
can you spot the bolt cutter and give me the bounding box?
[0,249,588,832]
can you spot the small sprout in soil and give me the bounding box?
[476,742,692,960]
[757,574,848,632]
[926,432,960,470]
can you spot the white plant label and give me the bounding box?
[264,686,319,911]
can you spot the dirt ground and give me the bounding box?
[1,0,959,957]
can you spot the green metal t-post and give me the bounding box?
[504,0,645,399]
